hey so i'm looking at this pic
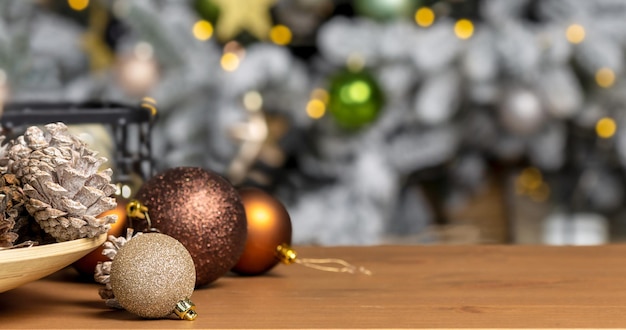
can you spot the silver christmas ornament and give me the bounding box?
[498,88,545,135]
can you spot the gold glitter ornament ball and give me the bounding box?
[110,233,196,319]
[134,167,247,287]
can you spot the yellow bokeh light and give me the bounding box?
[595,68,616,88]
[415,7,435,28]
[596,117,617,138]
[269,25,292,46]
[68,0,89,11]
[310,88,329,104]
[221,52,240,72]
[192,20,214,41]
[306,99,326,119]
[454,19,474,40]
[566,24,585,44]
[516,167,543,195]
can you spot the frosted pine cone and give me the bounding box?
[0,174,27,247]
[5,123,117,242]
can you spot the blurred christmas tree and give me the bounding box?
[2,0,626,245]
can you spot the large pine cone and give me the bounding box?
[0,174,27,247]
[5,123,117,242]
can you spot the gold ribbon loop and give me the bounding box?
[126,200,155,231]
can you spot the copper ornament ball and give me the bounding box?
[232,187,292,276]
[134,167,247,287]
[73,199,128,276]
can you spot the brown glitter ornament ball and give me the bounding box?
[110,233,196,319]
[134,167,247,287]
[231,187,292,276]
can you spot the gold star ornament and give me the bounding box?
[212,0,277,41]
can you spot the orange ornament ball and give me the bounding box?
[73,199,128,276]
[232,187,292,276]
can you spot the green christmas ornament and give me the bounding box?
[194,0,221,23]
[354,0,420,22]
[328,70,384,130]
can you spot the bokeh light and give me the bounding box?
[529,183,550,202]
[68,0,89,11]
[415,7,435,27]
[596,117,617,138]
[269,25,292,46]
[192,20,214,41]
[339,80,372,105]
[517,167,543,193]
[119,57,159,96]
[516,167,550,202]
[347,53,365,72]
[595,68,616,88]
[221,53,240,72]
[243,91,263,111]
[306,99,326,119]
[566,24,585,44]
[454,19,474,40]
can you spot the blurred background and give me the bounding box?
[1,0,626,246]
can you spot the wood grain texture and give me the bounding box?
[0,234,107,293]
[2,245,626,329]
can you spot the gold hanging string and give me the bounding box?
[275,243,372,276]
[126,200,159,232]
[295,258,373,275]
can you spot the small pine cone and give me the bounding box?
[0,173,27,247]
[5,123,117,242]
[95,229,141,309]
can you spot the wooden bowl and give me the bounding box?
[0,234,107,293]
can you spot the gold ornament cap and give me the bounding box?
[276,243,297,264]
[174,298,197,321]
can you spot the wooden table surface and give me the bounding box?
[2,245,626,329]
